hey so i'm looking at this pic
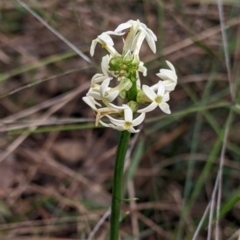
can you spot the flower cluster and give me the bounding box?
[83,20,177,133]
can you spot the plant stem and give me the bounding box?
[110,130,131,240]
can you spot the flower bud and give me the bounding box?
[109,55,140,78]
[109,57,123,72]
[118,78,132,91]
[119,90,127,99]
[127,100,138,113]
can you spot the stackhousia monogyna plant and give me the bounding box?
[83,19,177,240]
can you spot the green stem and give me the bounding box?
[127,72,137,101]
[110,130,131,240]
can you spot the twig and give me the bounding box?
[87,208,111,240]
[217,0,234,100]
[15,0,91,63]
[215,0,234,238]
[215,110,233,240]
[0,83,89,162]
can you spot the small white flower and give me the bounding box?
[90,31,123,57]
[87,78,125,110]
[117,20,140,54]
[82,95,121,126]
[107,104,145,133]
[114,19,157,54]
[156,61,177,92]
[138,81,171,114]
[88,78,118,103]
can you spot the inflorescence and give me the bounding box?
[83,20,177,133]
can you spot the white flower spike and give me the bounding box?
[83,20,177,133]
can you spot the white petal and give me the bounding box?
[98,32,114,46]
[108,102,126,110]
[100,79,110,95]
[107,115,125,127]
[87,91,101,100]
[106,90,119,102]
[146,28,157,41]
[91,74,112,86]
[163,92,170,102]
[150,83,158,91]
[130,31,141,51]
[139,24,157,53]
[83,96,101,110]
[163,80,176,92]
[100,120,123,131]
[136,77,141,88]
[159,102,171,114]
[157,81,165,96]
[139,23,157,41]
[145,32,156,53]
[123,105,133,122]
[132,31,145,55]
[142,85,156,101]
[114,21,132,33]
[156,69,172,80]
[99,120,111,128]
[132,113,145,126]
[128,126,140,133]
[91,73,104,84]
[94,33,120,56]
[104,121,125,131]
[101,55,110,76]
[137,102,158,113]
[113,125,126,131]
[138,61,147,76]
[105,30,125,36]
[124,22,140,53]
[90,39,98,56]
[165,60,176,73]
[157,69,177,82]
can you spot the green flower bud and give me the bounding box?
[126,57,139,74]
[127,100,138,113]
[109,57,123,72]
[119,90,127,99]
[118,78,132,91]
[123,55,134,63]
[109,55,140,78]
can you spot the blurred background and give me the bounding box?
[0,0,240,239]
